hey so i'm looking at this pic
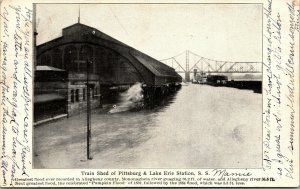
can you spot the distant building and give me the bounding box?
[35,23,181,122]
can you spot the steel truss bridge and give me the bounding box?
[160,50,262,81]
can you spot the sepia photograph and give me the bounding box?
[33,3,263,169]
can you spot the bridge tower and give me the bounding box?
[185,50,190,82]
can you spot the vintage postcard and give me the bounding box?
[0,0,299,187]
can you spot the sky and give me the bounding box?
[36,4,262,63]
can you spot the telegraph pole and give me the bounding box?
[86,60,92,160]
[33,4,38,69]
[185,50,190,82]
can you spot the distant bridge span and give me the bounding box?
[160,50,262,81]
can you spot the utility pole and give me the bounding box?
[86,60,92,160]
[185,50,190,82]
[78,5,81,23]
[33,4,38,69]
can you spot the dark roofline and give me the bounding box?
[64,23,129,47]
[37,23,129,48]
[37,36,63,48]
[37,22,181,78]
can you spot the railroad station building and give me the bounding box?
[34,23,182,122]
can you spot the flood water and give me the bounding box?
[34,84,262,169]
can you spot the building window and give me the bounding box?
[95,47,106,72]
[40,53,52,66]
[79,45,94,73]
[107,52,114,64]
[90,88,93,99]
[79,45,93,61]
[83,88,86,101]
[52,48,62,69]
[75,89,79,102]
[70,90,74,103]
[93,87,98,99]
[64,45,77,71]
[37,58,41,65]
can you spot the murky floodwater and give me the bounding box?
[34,84,262,169]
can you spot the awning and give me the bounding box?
[34,94,66,103]
[36,65,65,71]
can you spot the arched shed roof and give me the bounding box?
[37,23,181,80]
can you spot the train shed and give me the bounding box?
[35,23,182,120]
